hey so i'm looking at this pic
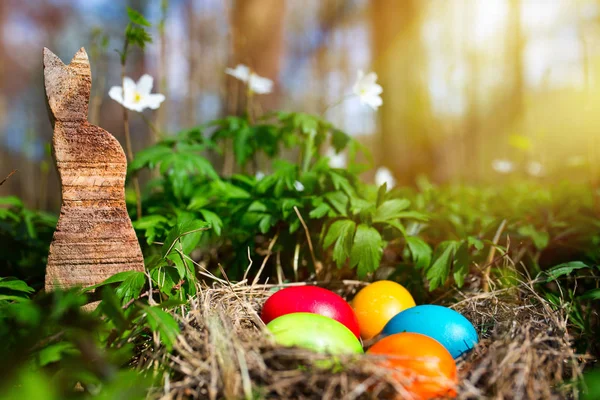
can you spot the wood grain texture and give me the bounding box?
[43,47,144,292]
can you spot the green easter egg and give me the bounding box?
[266,312,364,355]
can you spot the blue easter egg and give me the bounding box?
[381,304,478,359]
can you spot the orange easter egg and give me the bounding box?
[351,280,416,340]
[367,332,457,399]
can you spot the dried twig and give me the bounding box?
[293,206,321,277]
[0,169,17,187]
[252,231,280,286]
[482,219,507,292]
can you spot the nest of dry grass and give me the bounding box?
[138,279,588,400]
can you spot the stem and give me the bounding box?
[302,129,316,174]
[252,231,280,286]
[141,113,161,141]
[246,84,255,124]
[320,94,352,117]
[121,46,143,219]
[483,219,507,292]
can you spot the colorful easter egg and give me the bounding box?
[261,285,360,338]
[266,312,364,354]
[367,332,457,399]
[351,280,416,339]
[381,305,478,359]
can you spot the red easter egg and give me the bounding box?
[261,286,360,338]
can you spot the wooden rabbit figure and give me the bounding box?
[43,47,144,292]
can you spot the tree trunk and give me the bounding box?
[371,0,433,185]
[228,0,286,115]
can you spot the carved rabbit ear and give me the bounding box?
[70,47,89,65]
[69,48,91,76]
[43,47,66,69]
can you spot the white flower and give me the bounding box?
[526,161,544,177]
[248,75,273,94]
[109,74,165,112]
[294,181,305,192]
[225,64,251,81]
[492,159,514,174]
[255,171,265,181]
[225,64,273,95]
[352,70,383,110]
[375,167,396,190]
[326,148,347,169]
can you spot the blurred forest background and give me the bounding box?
[1,0,600,210]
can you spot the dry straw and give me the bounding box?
[137,276,586,400]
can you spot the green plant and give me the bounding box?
[129,111,434,282]
[0,280,178,399]
[0,196,57,289]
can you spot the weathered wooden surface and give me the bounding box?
[44,47,144,292]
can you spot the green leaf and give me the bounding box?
[0,294,30,302]
[115,271,146,304]
[199,209,223,236]
[349,224,383,278]
[84,271,143,292]
[376,184,387,208]
[167,253,187,279]
[99,287,129,331]
[329,171,354,195]
[373,199,411,222]
[258,215,273,234]
[142,306,180,350]
[0,278,35,294]
[427,241,459,291]
[518,224,549,250]
[325,191,349,215]
[391,211,429,221]
[38,342,77,367]
[583,368,600,400]
[541,261,591,283]
[129,145,173,172]
[331,129,351,152]
[406,237,432,270]
[452,241,470,288]
[309,202,331,219]
[125,25,152,50]
[150,267,179,295]
[127,7,151,26]
[0,196,23,208]
[467,236,485,251]
[233,125,252,166]
[324,219,356,268]
[579,289,600,300]
[161,219,211,258]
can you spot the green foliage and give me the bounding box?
[0,282,176,399]
[0,196,57,288]
[583,368,600,400]
[131,111,433,280]
[118,7,153,64]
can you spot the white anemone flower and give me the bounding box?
[326,148,347,169]
[293,181,305,192]
[492,159,514,174]
[526,161,544,177]
[255,171,265,181]
[375,167,396,190]
[225,64,273,95]
[352,70,383,110]
[108,74,165,112]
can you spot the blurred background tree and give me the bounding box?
[1,0,600,210]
